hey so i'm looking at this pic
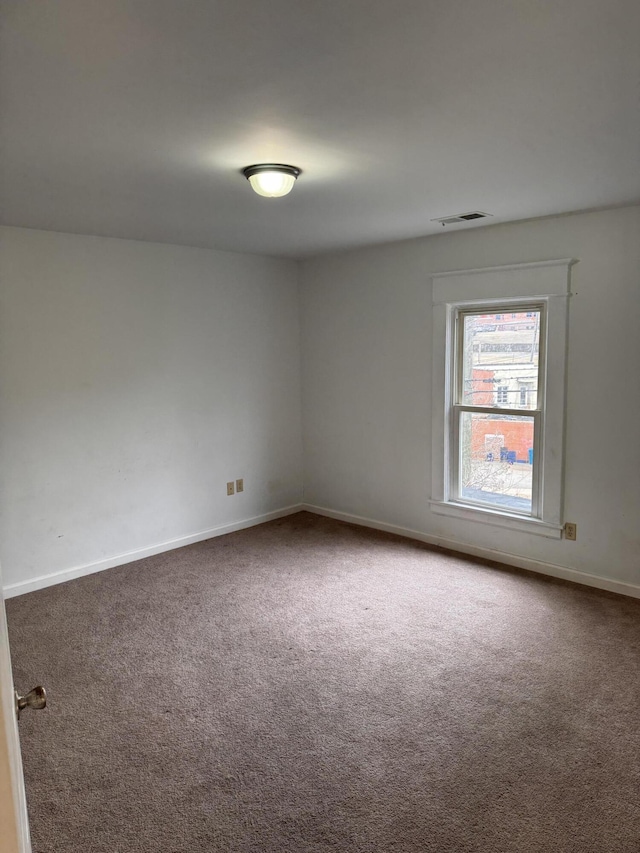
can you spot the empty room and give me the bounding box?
[1,1,639,851]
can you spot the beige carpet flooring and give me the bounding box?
[7,511,640,852]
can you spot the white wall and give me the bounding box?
[300,206,640,589]
[0,227,303,593]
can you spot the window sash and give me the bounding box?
[450,407,542,517]
[453,302,546,409]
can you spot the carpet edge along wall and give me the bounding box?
[4,506,640,601]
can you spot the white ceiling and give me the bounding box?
[1,0,639,259]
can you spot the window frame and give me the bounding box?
[450,301,545,518]
[430,259,576,539]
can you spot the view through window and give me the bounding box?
[455,308,542,514]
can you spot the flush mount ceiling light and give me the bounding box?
[242,163,301,198]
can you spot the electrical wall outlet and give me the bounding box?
[564,522,577,541]
[226,481,234,496]
[236,478,244,493]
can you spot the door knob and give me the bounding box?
[15,686,47,719]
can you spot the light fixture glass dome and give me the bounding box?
[243,164,301,198]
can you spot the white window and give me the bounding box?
[453,304,542,516]
[430,259,576,538]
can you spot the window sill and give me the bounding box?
[429,500,563,539]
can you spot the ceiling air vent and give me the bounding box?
[432,211,493,226]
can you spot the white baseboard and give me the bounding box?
[3,505,304,599]
[6,502,639,602]
[301,504,640,600]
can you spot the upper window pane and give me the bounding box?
[461,311,541,409]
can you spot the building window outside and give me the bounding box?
[519,383,534,408]
[430,259,575,539]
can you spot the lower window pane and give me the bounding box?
[459,412,534,514]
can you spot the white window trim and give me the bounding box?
[430,259,577,539]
